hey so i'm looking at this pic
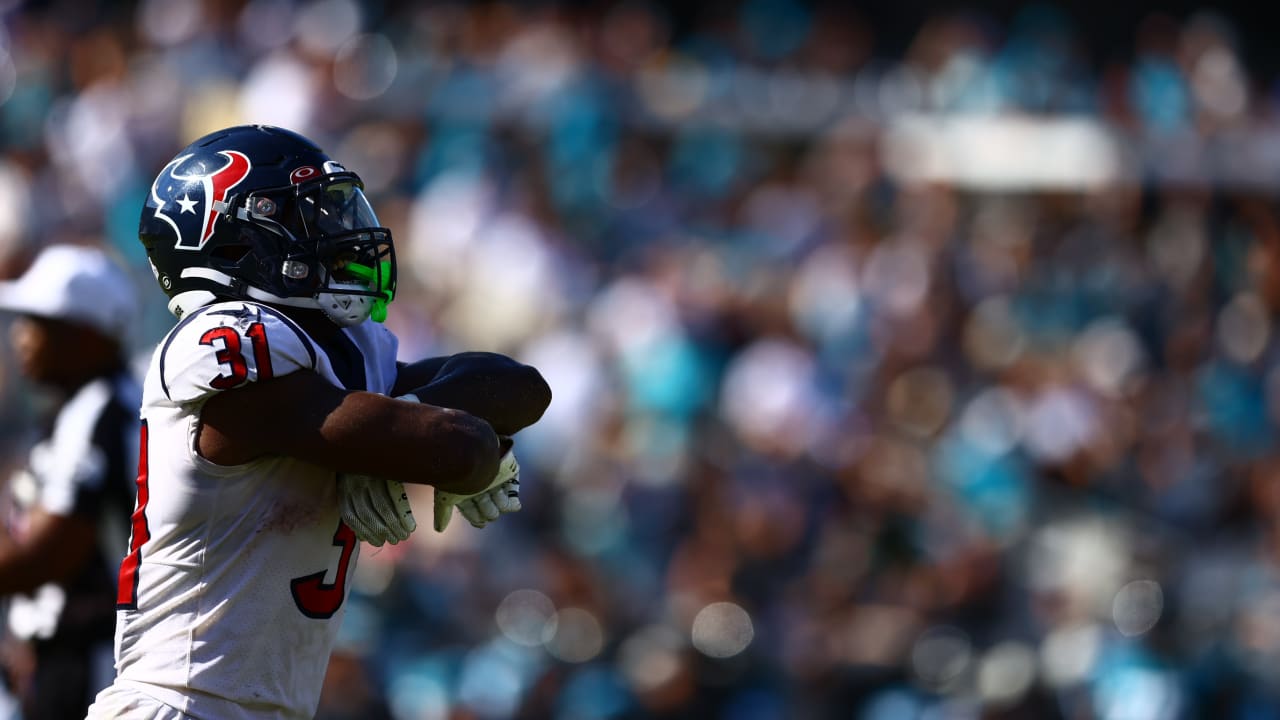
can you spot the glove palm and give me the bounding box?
[338,474,417,547]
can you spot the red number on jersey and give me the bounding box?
[290,521,357,619]
[246,321,274,380]
[199,322,274,389]
[117,421,151,609]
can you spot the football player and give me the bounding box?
[86,125,550,719]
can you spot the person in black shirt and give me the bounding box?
[0,244,140,720]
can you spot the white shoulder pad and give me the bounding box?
[158,302,317,405]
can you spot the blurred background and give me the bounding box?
[4,0,1280,718]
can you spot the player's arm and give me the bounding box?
[390,357,449,393]
[393,352,552,436]
[197,371,501,495]
[394,352,551,531]
[0,510,97,595]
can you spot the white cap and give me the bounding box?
[0,244,139,339]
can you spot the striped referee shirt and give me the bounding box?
[6,369,141,647]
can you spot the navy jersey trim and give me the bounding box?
[287,311,368,391]
[323,330,367,391]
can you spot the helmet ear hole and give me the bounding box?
[211,244,251,263]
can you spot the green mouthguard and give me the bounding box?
[343,260,395,323]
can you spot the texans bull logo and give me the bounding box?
[151,150,252,251]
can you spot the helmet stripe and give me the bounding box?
[200,151,252,246]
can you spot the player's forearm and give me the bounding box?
[316,392,502,493]
[403,352,552,436]
[198,372,503,493]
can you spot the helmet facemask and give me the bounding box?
[226,173,397,327]
[312,234,395,326]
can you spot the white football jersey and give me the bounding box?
[99,300,398,720]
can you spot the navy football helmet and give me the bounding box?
[139,124,395,326]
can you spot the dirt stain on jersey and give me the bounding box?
[257,499,324,534]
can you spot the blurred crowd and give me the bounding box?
[5,1,1280,718]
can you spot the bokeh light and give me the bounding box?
[0,43,16,106]
[333,33,398,101]
[237,0,297,52]
[618,624,685,693]
[545,608,605,663]
[977,641,1037,707]
[1113,580,1165,637]
[690,602,755,659]
[1040,623,1102,688]
[136,0,203,47]
[495,589,558,647]
[293,0,360,56]
[910,626,973,693]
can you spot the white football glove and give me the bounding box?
[433,445,522,531]
[334,391,424,546]
[338,473,417,547]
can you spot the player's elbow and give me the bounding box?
[509,365,552,432]
[432,411,502,494]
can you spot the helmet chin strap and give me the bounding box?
[171,265,378,327]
